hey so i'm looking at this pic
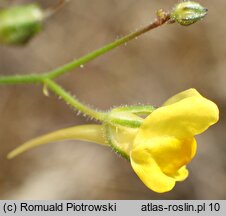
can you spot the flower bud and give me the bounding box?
[170,1,208,26]
[0,4,44,45]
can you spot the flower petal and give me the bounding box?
[133,136,196,175]
[131,145,176,193]
[134,96,219,140]
[163,88,202,106]
[169,166,189,181]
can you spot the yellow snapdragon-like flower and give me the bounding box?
[130,89,219,193]
[7,89,219,194]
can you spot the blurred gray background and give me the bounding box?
[0,0,225,199]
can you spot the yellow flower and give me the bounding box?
[7,88,219,194]
[130,89,219,193]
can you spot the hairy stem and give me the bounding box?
[0,10,170,85]
[46,11,170,79]
[44,78,107,121]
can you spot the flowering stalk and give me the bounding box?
[0,8,171,122]
[0,2,208,122]
[1,2,215,193]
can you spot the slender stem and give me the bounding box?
[44,78,107,121]
[0,74,45,85]
[46,12,170,79]
[0,10,170,85]
[0,10,170,121]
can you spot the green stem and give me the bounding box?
[0,11,170,85]
[46,12,170,79]
[0,74,44,85]
[44,78,107,121]
[0,11,170,122]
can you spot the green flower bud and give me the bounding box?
[0,4,44,45]
[170,1,208,26]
